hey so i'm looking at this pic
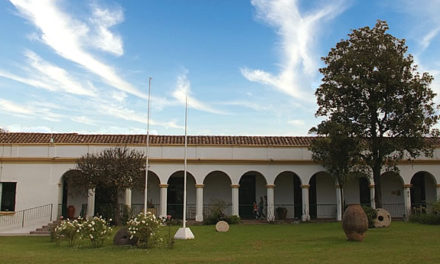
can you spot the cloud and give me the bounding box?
[96,103,182,129]
[25,50,96,96]
[389,0,440,51]
[242,0,347,100]
[0,98,63,121]
[71,116,96,126]
[89,5,124,56]
[172,71,226,114]
[220,100,271,112]
[288,119,305,126]
[10,0,145,99]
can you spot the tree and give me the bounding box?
[315,20,439,208]
[74,147,145,224]
[309,114,367,220]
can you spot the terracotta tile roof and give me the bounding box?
[0,132,315,146]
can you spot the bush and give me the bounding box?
[54,217,83,246]
[127,212,162,248]
[81,216,112,248]
[203,200,227,225]
[54,216,112,247]
[409,201,440,225]
[430,201,440,215]
[410,213,440,225]
[361,206,377,228]
[225,215,241,224]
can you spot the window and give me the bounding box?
[1,182,16,211]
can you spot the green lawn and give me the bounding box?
[0,222,439,264]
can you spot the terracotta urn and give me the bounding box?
[342,204,368,241]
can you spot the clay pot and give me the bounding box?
[342,204,368,241]
[67,205,75,219]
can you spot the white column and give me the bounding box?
[57,182,63,218]
[125,188,132,208]
[159,184,168,218]
[403,184,412,221]
[266,185,275,221]
[0,183,3,210]
[301,185,310,222]
[195,184,204,222]
[336,185,342,221]
[436,184,440,201]
[87,188,95,218]
[369,184,376,209]
[231,184,239,216]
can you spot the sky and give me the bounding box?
[0,0,439,136]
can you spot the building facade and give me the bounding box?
[1,133,439,232]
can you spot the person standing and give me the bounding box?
[258,197,265,219]
[253,201,258,219]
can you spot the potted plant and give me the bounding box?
[276,207,288,220]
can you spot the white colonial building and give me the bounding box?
[0,133,439,233]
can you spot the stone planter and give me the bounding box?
[342,204,368,241]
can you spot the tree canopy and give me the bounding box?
[309,114,367,219]
[314,20,439,208]
[74,147,146,224]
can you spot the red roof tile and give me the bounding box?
[0,132,315,146]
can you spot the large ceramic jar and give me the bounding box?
[342,204,368,241]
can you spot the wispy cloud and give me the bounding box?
[172,71,226,114]
[0,98,62,121]
[389,0,440,51]
[0,50,95,96]
[242,0,347,100]
[288,119,305,126]
[220,100,271,112]
[88,5,124,56]
[71,116,96,126]
[10,0,145,99]
[96,103,182,129]
[25,50,96,96]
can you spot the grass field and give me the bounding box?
[0,222,439,264]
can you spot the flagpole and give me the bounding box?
[182,95,188,229]
[174,92,194,239]
[144,77,152,214]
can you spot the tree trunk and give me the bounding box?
[373,165,383,208]
[113,192,121,226]
[340,186,345,220]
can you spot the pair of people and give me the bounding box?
[253,197,266,219]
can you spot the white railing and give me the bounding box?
[0,204,53,232]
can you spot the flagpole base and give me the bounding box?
[174,227,195,240]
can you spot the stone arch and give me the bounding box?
[309,171,336,219]
[167,170,196,219]
[380,171,404,217]
[410,171,437,210]
[238,171,267,219]
[274,171,302,219]
[59,169,87,218]
[131,170,161,214]
[203,171,232,216]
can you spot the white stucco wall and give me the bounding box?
[381,173,405,217]
[1,142,440,227]
[274,172,296,218]
[316,173,337,218]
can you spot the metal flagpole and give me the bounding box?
[144,77,152,214]
[174,93,194,239]
[182,95,188,229]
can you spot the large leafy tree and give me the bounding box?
[315,20,439,208]
[74,147,145,224]
[309,114,367,219]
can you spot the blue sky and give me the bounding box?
[0,0,439,136]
